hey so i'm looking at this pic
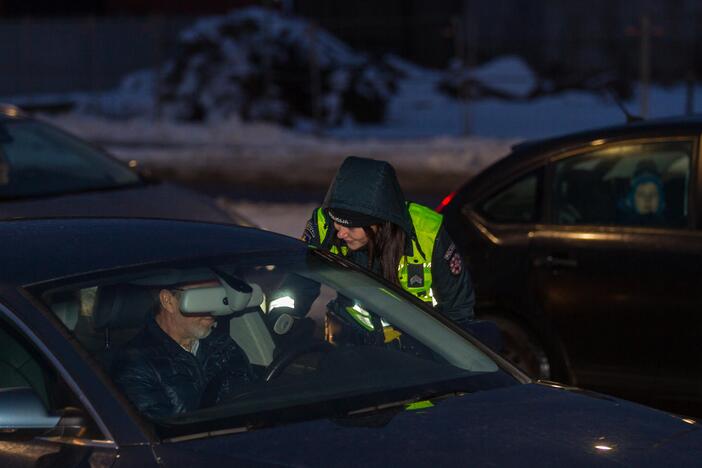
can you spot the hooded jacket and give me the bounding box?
[301,156,474,325]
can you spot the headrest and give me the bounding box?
[46,290,80,331]
[52,301,79,331]
[93,284,155,330]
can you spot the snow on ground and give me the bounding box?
[42,74,702,193]
[13,30,702,195]
[469,56,537,98]
[44,112,516,193]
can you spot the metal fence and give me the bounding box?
[1,10,701,118]
[0,16,190,96]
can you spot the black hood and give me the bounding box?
[323,156,413,236]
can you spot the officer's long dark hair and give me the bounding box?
[363,222,405,286]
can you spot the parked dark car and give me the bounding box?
[1,217,702,467]
[0,104,251,225]
[438,116,702,417]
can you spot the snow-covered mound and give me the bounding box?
[158,7,399,126]
[76,70,157,118]
[440,55,538,100]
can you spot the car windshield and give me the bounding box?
[0,119,140,200]
[35,248,512,436]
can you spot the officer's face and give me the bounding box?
[334,222,369,251]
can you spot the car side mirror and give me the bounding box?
[0,387,60,435]
[0,387,86,439]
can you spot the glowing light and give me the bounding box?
[682,418,696,425]
[591,139,606,146]
[594,445,613,451]
[436,191,456,212]
[128,159,138,168]
[348,303,374,330]
[269,296,294,310]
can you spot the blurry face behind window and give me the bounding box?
[36,251,504,430]
[551,140,692,227]
[634,182,660,214]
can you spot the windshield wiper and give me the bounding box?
[344,396,423,417]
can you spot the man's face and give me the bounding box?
[334,222,369,251]
[160,281,218,342]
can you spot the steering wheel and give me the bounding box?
[264,340,335,382]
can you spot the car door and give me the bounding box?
[0,286,164,468]
[461,168,544,312]
[530,136,702,414]
[0,307,119,468]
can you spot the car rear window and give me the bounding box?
[0,120,139,200]
[478,170,541,223]
[551,140,692,228]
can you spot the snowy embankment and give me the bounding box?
[46,113,516,193]
[26,7,702,196]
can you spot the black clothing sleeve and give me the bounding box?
[430,225,475,325]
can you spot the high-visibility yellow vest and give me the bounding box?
[316,203,442,305]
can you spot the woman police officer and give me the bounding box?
[269,156,475,345]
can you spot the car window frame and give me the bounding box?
[0,289,120,448]
[21,249,528,440]
[464,165,546,228]
[543,135,700,233]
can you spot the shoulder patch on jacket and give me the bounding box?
[443,242,462,275]
[443,242,456,261]
[301,219,316,242]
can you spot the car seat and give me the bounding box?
[92,284,156,367]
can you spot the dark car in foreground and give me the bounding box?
[438,116,702,417]
[0,104,250,224]
[1,217,701,467]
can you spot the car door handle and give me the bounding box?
[533,255,578,268]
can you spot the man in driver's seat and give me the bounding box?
[111,281,255,420]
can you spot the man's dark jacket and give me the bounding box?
[111,317,253,420]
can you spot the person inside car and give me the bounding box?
[269,156,476,346]
[110,280,255,420]
[618,161,667,226]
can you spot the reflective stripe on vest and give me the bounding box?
[315,203,442,304]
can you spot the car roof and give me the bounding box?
[0,103,28,120]
[462,115,702,198]
[0,218,302,286]
[514,115,702,153]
